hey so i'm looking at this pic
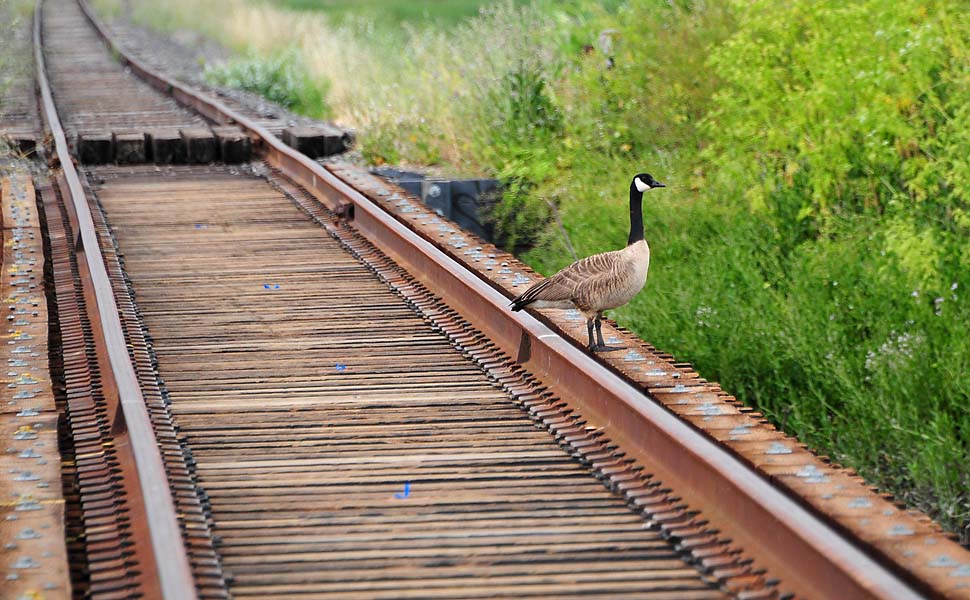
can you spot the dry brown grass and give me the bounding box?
[121,0,558,170]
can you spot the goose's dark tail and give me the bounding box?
[510,278,552,312]
[509,296,533,312]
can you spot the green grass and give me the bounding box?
[0,0,34,108]
[204,51,332,119]
[516,0,970,542]
[264,0,522,29]
[113,0,970,542]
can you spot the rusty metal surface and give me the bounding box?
[328,165,970,599]
[73,0,970,595]
[40,172,228,599]
[0,175,70,599]
[74,0,350,147]
[41,174,149,598]
[86,169,231,599]
[41,0,205,148]
[79,163,743,599]
[318,165,927,600]
[33,0,198,596]
[31,0,970,598]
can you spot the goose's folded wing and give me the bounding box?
[512,275,572,305]
[515,251,621,304]
[552,251,622,289]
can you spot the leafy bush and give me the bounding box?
[0,0,35,161]
[522,0,970,540]
[204,50,331,119]
[0,0,27,93]
[704,0,970,267]
[476,62,563,248]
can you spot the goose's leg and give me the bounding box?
[586,319,597,350]
[595,314,606,347]
[591,312,624,352]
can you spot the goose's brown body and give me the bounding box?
[509,172,664,351]
[510,239,650,318]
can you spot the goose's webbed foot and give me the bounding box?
[587,317,624,352]
[589,343,625,353]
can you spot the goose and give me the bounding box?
[509,173,665,352]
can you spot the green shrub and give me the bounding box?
[0,0,34,129]
[521,0,970,539]
[703,0,970,257]
[204,50,332,119]
[476,62,564,248]
[690,5,970,534]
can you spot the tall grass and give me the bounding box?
[265,0,526,30]
[113,0,970,541]
[204,50,331,119]
[0,0,35,163]
[0,0,34,100]
[122,0,564,172]
[526,0,970,540]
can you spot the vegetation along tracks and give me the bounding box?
[1,0,968,597]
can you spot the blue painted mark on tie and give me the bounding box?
[335,363,347,372]
[394,482,411,499]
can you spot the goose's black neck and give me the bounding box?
[627,183,644,245]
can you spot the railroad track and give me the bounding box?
[2,0,969,598]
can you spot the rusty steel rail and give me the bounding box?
[32,1,198,598]
[69,2,937,598]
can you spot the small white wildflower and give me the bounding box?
[695,305,716,328]
[865,330,924,371]
[951,282,959,291]
[864,350,877,371]
[911,290,919,298]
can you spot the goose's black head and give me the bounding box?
[631,173,665,193]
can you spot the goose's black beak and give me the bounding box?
[653,182,666,188]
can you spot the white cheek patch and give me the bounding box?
[634,178,649,192]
